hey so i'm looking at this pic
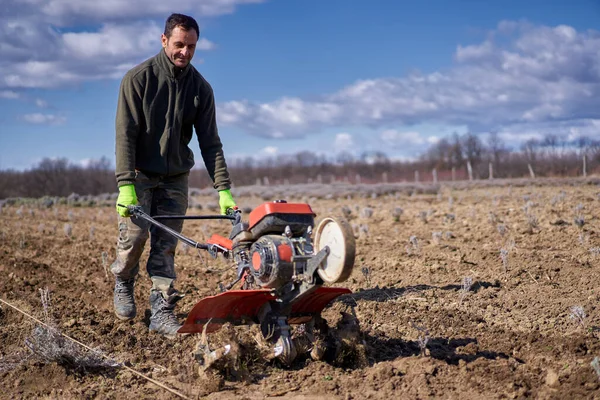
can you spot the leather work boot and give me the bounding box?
[149,288,185,339]
[114,277,136,320]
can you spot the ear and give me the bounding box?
[161,34,168,48]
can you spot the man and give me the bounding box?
[111,13,236,338]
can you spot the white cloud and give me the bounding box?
[0,90,51,109]
[77,158,94,168]
[0,90,20,99]
[21,113,66,125]
[333,133,354,151]
[427,136,441,145]
[3,0,266,24]
[35,98,48,108]
[197,38,216,51]
[380,130,424,147]
[217,21,600,153]
[496,118,600,143]
[260,146,278,156]
[0,0,260,90]
[0,21,217,89]
[61,23,162,61]
[218,98,342,138]
[455,41,496,63]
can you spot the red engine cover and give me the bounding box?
[248,202,315,230]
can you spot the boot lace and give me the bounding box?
[115,278,135,301]
[154,305,181,328]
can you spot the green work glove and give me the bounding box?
[218,189,236,215]
[116,184,138,217]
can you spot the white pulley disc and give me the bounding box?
[313,217,356,283]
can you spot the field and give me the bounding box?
[1,178,600,399]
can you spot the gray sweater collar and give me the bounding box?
[157,49,191,80]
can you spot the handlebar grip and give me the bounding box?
[226,206,242,225]
[116,203,137,210]
[226,206,238,215]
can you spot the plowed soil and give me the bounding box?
[1,179,600,399]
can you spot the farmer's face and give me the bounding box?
[161,26,197,68]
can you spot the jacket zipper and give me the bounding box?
[166,78,177,176]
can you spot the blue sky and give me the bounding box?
[1,0,599,171]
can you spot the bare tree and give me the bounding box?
[590,139,600,163]
[462,133,484,173]
[574,136,592,156]
[521,139,539,164]
[449,133,464,168]
[421,137,451,169]
[486,131,508,166]
[336,151,355,165]
[295,151,322,167]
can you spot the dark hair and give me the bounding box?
[164,13,199,38]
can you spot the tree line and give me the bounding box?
[420,132,600,179]
[1,132,599,199]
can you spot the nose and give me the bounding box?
[181,47,190,57]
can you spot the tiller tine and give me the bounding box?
[178,289,275,334]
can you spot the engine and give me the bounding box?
[230,200,315,290]
[249,235,295,288]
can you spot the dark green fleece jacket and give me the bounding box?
[115,49,231,190]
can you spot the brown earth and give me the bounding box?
[1,179,600,399]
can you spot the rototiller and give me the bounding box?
[127,200,356,365]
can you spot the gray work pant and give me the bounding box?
[111,170,189,293]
